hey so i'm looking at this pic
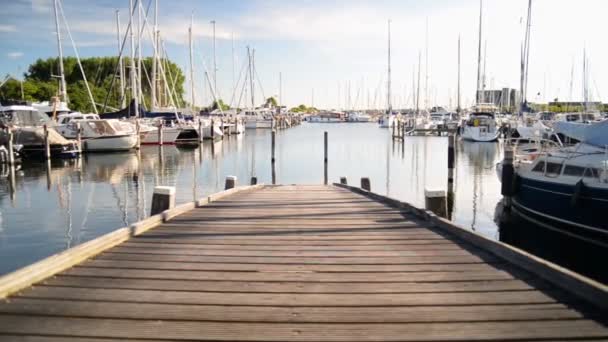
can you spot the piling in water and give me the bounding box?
[425,188,447,218]
[151,186,176,216]
[250,176,258,185]
[6,128,14,166]
[225,176,237,190]
[271,130,276,185]
[324,131,328,185]
[361,177,371,191]
[43,124,50,160]
[501,148,515,210]
[158,122,164,146]
[340,177,347,185]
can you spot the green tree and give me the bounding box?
[210,99,230,111]
[265,96,278,107]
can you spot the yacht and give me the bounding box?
[309,112,344,123]
[32,99,70,117]
[242,108,274,129]
[496,120,608,241]
[346,112,371,122]
[428,107,458,129]
[55,113,138,152]
[0,103,79,159]
[461,104,501,142]
[378,113,396,128]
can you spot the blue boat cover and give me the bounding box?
[554,119,608,147]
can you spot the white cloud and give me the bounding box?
[7,52,24,59]
[0,25,17,32]
[30,0,51,14]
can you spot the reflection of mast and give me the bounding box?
[471,171,478,231]
[65,181,73,249]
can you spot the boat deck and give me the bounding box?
[0,185,606,341]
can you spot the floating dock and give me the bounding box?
[0,184,606,340]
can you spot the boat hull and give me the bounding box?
[141,127,181,145]
[461,126,500,142]
[82,134,138,152]
[512,175,608,242]
[245,120,273,129]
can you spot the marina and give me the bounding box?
[1,0,608,339]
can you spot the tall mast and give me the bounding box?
[116,10,125,108]
[136,0,142,109]
[211,20,217,98]
[475,0,483,104]
[424,17,429,110]
[189,14,195,110]
[279,72,282,108]
[231,32,235,101]
[387,19,392,113]
[416,51,421,114]
[53,0,67,104]
[151,0,158,109]
[482,40,487,103]
[129,0,138,116]
[583,48,588,107]
[457,35,461,113]
[523,0,532,106]
[248,47,255,110]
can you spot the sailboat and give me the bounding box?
[461,0,500,142]
[379,20,396,129]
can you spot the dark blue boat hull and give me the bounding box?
[513,175,608,243]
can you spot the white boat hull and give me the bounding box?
[141,127,181,145]
[379,115,395,128]
[245,119,273,129]
[82,134,138,151]
[461,126,500,142]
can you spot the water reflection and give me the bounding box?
[0,123,508,275]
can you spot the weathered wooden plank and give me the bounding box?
[82,259,503,273]
[96,252,498,264]
[1,315,607,341]
[0,298,580,322]
[62,267,517,282]
[43,276,536,293]
[106,246,473,257]
[118,241,464,251]
[18,287,556,306]
[129,237,448,245]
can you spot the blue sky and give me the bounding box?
[1,0,607,109]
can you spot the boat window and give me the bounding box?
[532,161,545,172]
[563,165,585,177]
[86,121,114,136]
[584,168,600,180]
[566,114,579,122]
[545,162,563,175]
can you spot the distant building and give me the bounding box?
[476,88,520,112]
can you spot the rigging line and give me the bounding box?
[100,0,139,114]
[252,62,266,103]
[229,55,249,108]
[57,0,98,114]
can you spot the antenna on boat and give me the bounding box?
[151,0,158,110]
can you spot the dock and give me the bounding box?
[0,184,607,341]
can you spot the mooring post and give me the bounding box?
[150,186,175,216]
[43,124,51,160]
[425,188,447,218]
[225,175,237,190]
[135,120,141,149]
[340,176,347,185]
[221,118,225,139]
[271,130,276,185]
[210,119,215,140]
[75,122,82,154]
[361,177,370,191]
[250,176,257,185]
[6,127,14,166]
[501,148,515,210]
[392,120,396,139]
[158,122,164,146]
[447,134,456,219]
[324,131,328,185]
[198,119,204,143]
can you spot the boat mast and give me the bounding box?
[231,32,236,103]
[116,10,126,108]
[211,20,217,98]
[424,18,429,111]
[475,0,483,104]
[248,47,255,110]
[279,72,282,108]
[457,35,461,113]
[387,19,392,114]
[416,51,421,115]
[189,13,195,111]
[53,0,68,104]
[151,0,158,110]
[482,40,487,103]
[136,0,142,110]
[520,0,532,114]
[129,0,138,117]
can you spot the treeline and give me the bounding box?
[0,56,185,113]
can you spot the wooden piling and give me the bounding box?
[135,120,141,149]
[6,128,14,166]
[425,188,448,218]
[447,135,455,194]
[158,122,164,146]
[224,176,237,190]
[210,119,215,140]
[250,176,257,185]
[361,177,370,191]
[501,148,515,210]
[323,131,328,185]
[198,119,204,143]
[340,176,347,185]
[76,122,82,154]
[43,124,50,160]
[221,118,225,139]
[150,186,175,216]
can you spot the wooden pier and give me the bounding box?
[0,184,607,341]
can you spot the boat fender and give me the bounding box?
[570,180,585,207]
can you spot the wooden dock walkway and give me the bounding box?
[0,184,607,341]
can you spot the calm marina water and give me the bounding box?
[0,122,505,275]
